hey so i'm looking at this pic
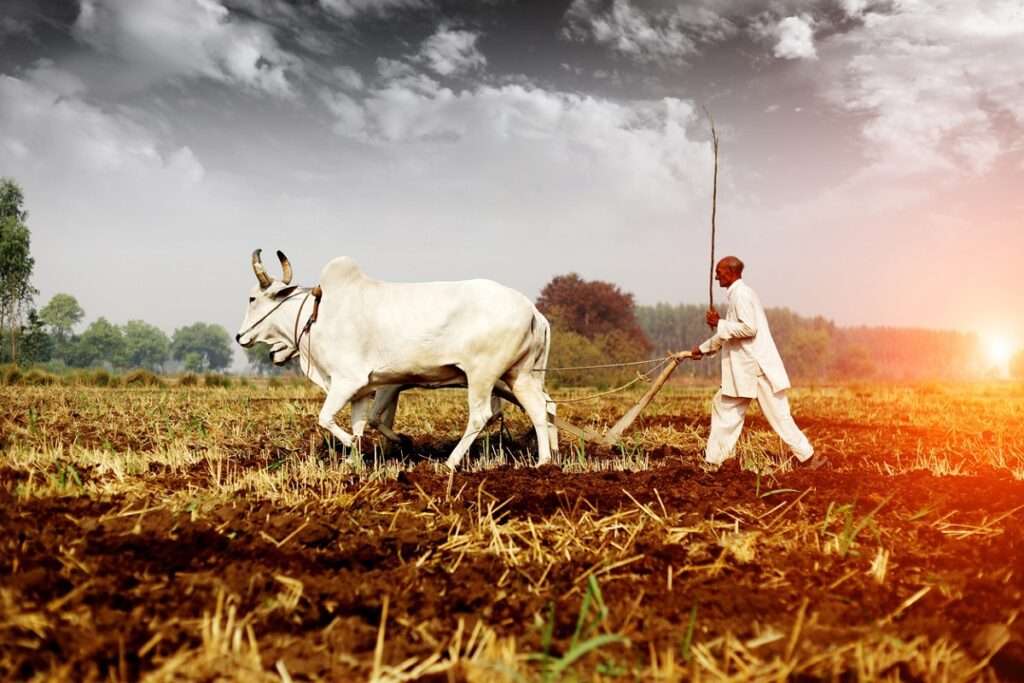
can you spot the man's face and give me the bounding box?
[715,264,737,287]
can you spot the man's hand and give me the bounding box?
[705,307,720,329]
[690,344,703,359]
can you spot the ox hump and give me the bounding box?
[320,256,369,285]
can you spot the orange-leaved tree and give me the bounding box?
[536,273,652,387]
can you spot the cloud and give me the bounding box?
[838,0,868,18]
[0,63,203,182]
[73,0,299,96]
[822,0,1024,175]
[417,27,486,77]
[319,0,430,18]
[333,65,364,91]
[319,65,712,212]
[773,15,816,60]
[0,16,33,43]
[562,0,735,64]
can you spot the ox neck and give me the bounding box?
[287,288,321,372]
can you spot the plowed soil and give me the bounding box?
[2,383,1024,681]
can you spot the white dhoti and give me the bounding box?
[704,374,813,465]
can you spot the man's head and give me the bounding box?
[714,256,744,288]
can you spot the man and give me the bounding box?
[689,256,824,468]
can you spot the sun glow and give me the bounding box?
[986,336,1014,370]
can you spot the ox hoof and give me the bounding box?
[535,457,552,467]
[445,457,460,471]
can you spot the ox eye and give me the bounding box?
[248,297,255,303]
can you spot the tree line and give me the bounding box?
[540,273,1015,384]
[3,176,1020,380]
[2,290,236,373]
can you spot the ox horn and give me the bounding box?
[251,249,272,289]
[277,250,293,285]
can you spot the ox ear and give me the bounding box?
[252,249,272,289]
[277,250,293,285]
[274,285,299,300]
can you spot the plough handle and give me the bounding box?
[601,352,689,446]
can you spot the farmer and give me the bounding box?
[689,256,824,469]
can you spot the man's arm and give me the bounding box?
[691,334,721,359]
[715,289,758,341]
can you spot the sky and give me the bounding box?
[1,0,1023,364]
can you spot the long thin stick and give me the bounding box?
[704,107,720,310]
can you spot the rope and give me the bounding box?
[532,357,668,372]
[545,355,674,404]
[237,290,307,339]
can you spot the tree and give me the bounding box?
[183,352,204,373]
[39,293,84,341]
[73,317,126,368]
[537,273,652,352]
[245,341,295,375]
[18,309,53,365]
[634,302,719,378]
[831,344,876,380]
[1012,349,1024,380]
[122,320,170,371]
[0,178,37,362]
[171,323,233,372]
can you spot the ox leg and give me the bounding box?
[369,386,405,444]
[546,397,560,459]
[509,374,554,467]
[445,379,497,470]
[317,379,363,464]
[350,395,372,457]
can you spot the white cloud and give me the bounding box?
[73,0,299,96]
[319,0,429,18]
[320,69,711,210]
[320,89,368,135]
[376,57,417,81]
[562,0,736,64]
[822,0,1024,175]
[333,66,364,91]
[838,0,868,18]
[773,15,816,60]
[417,27,487,77]
[0,65,203,182]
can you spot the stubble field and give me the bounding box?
[2,380,1023,682]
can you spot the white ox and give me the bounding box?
[236,250,558,469]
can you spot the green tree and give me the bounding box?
[183,351,204,373]
[39,293,85,341]
[73,317,126,368]
[634,302,719,379]
[122,320,170,371]
[244,342,295,375]
[831,344,876,380]
[0,178,37,363]
[18,309,53,365]
[171,323,233,372]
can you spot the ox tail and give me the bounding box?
[532,308,556,420]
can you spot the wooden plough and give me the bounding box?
[546,351,692,447]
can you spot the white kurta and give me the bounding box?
[699,279,789,398]
[699,279,813,464]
